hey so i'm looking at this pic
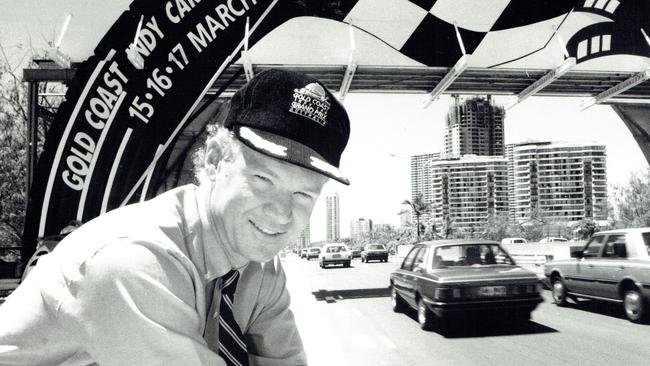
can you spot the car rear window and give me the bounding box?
[309,248,320,252]
[432,244,514,268]
[326,246,346,253]
[367,245,385,250]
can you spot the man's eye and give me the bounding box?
[253,174,271,182]
[294,192,313,200]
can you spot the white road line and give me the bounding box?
[378,335,397,349]
[351,333,375,349]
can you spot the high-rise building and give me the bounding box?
[350,218,373,241]
[326,193,340,242]
[505,143,517,221]
[399,210,412,228]
[443,96,505,158]
[295,223,310,249]
[410,153,440,204]
[509,141,608,223]
[429,155,509,233]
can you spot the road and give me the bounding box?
[282,254,650,366]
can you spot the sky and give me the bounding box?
[309,94,649,241]
[1,1,648,241]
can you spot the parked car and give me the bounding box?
[319,243,351,268]
[351,248,362,259]
[539,237,568,243]
[361,243,389,263]
[390,240,543,330]
[501,237,527,244]
[306,247,321,260]
[544,228,650,323]
[300,248,308,259]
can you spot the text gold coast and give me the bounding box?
[62,60,128,191]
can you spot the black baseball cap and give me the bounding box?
[224,69,350,185]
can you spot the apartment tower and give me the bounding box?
[326,193,340,242]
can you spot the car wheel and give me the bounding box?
[623,289,647,323]
[345,261,351,267]
[552,277,568,306]
[361,257,365,263]
[391,285,407,313]
[417,298,435,330]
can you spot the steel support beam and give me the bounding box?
[423,54,470,108]
[507,57,576,109]
[339,60,357,101]
[23,68,76,83]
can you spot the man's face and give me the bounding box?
[209,143,328,264]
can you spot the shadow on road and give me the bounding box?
[311,287,391,303]
[566,298,628,321]
[402,309,558,338]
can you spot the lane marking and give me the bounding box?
[378,335,397,349]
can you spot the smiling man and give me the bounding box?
[0,69,350,365]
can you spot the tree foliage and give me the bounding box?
[0,45,62,247]
[0,49,28,246]
[613,168,650,227]
[401,192,432,241]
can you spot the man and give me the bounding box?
[0,69,350,365]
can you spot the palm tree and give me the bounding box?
[401,193,432,242]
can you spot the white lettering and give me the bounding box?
[62,170,84,191]
[215,4,236,27]
[187,23,213,52]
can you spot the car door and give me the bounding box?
[596,234,628,299]
[393,246,422,308]
[573,235,606,296]
[410,246,428,300]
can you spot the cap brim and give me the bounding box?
[232,126,350,185]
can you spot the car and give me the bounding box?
[544,228,650,323]
[306,247,321,260]
[351,248,362,259]
[538,237,568,243]
[300,248,308,259]
[501,237,528,244]
[390,239,543,330]
[319,243,351,268]
[361,243,389,263]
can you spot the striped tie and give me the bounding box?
[218,270,249,366]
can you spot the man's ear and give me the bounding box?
[204,139,224,181]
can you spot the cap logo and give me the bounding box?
[289,83,331,126]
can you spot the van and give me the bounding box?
[501,237,528,244]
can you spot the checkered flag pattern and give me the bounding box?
[342,0,584,67]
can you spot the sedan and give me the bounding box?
[390,239,543,330]
[544,228,650,323]
[319,243,352,268]
[306,247,321,260]
[361,244,389,263]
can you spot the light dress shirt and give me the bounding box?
[0,185,306,365]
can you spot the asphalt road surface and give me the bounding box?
[282,254,650,366]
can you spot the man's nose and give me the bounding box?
[263,193,293,224]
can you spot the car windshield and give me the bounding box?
[432,244,514,268]
[367,245,385,250]
[326,246,346,253]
